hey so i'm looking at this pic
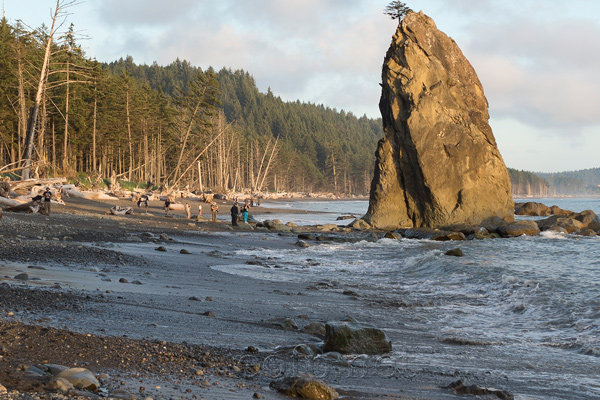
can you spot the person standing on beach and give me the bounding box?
[185,203,191,219]
[137,195,149,214]
[198,203,202,219]
[242,201,249,223]
[42,187,52,215]
[230,202,239,226]
[211,202,219,222]
[164,197,171,216]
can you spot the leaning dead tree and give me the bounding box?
[21,0,78,180]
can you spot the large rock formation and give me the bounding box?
[363,11,514,229]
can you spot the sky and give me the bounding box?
[4,0,600,173]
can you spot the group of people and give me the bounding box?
[230,200,251,226]
[157,196,251,226]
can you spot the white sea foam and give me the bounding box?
[540,230,568,239]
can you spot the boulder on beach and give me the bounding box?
[550,205,574,216]
[537,210,599,234]
[498,220,540,237]
[574,210,600,232]
[270,373,339,400]
[537,216,582,233]
[363,11,513,230]
[261,219,291,232]
[56,367,100,390]
[514,202,551,216]
[398,227,465,241]
[348,218,371,230]
[323,321,392,355]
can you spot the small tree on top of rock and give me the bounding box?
[384,1,413,20]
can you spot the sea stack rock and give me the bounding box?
[363,11,514,230]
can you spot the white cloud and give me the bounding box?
[463,16,600,132]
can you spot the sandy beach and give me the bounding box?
[1,195,474,400]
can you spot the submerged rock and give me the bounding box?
[364,11,513,230]
[444,248,464,257]
[447,379,513,400]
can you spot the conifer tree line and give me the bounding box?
[0,13,382,195]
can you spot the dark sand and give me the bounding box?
[0,195,460,400]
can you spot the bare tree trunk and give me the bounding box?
[35,90,48,169]
[143,126,149,182]
[62,60,70,169]
[254,138,271,191]
[198,161,203,192]
[17,46,26,158]
[51,120,56,173]
[331,151,337,193]
[259,135,279,192]
[126,89,133,181]
[92,84,97,172]
[174,100,202,179]
[170,120,232,192]
[22,0,63,179]
[156,128,162,185]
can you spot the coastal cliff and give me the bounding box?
[363,11,514,229]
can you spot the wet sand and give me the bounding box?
[0,195,460,399]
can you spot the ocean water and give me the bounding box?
[216,197,600,399]
[258,199,368,225]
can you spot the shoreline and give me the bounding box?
[0,196,455,400]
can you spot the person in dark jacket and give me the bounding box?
[42,187,52,215]
[230,202,239,226]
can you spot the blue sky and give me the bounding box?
[4,0,600,173]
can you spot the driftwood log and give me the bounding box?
[110,206,133,216]
[0,197,20,207]
[5,199,43,213]
[9,178,67,193]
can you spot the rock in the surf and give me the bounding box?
[498,220,540,237]
[364,11,513,230]
[323,321,392,355]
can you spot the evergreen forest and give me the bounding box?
[509,168,600,197]
[0,15,382,195]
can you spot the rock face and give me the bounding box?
[364,11,514,230]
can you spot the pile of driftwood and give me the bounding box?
[0,177,342,217]
[0,177,237,215]
[0,178,66,213]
